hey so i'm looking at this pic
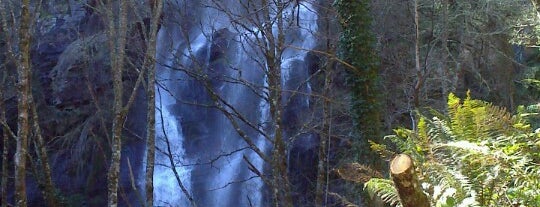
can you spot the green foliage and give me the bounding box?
[447,92,522,142]
[518,103,540,129]
[334,0,382,165]
[522,78,540,96]
[522,79,540,89]
[364,178,401,207]
[367,93,540,207]
[509,1,540,46]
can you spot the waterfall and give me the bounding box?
[153,99,191,207]
[151,1,319,206]
[152,14,194,206]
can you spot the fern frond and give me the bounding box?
[522,78,540,90]
[388,127,424,149]
[447,92,523,142]
[369,140,396,159]
[422,162,475,202]
[435,141,490,155]
[425,116,455,142]
[364,178,401,207]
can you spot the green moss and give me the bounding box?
[334,0,382,167]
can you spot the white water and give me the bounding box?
[153,102,191,207]
[150,1,319,206]
[152,19,192,206]
[251,75,271,206]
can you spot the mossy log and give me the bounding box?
[390,154,430,207]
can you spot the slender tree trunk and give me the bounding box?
[1,129,7,207]
[144,52,156,206]
[29,95,58,207]
[261,1,293,206]
[1,120,7,207]
[1,70,9,207]
[0,15,3,207]
[144,0,163,206]
[441,0,450,98]
[315,18,335,203]
[107,0,129,206]
[412,0,423,107]
[315,66,332,207]
[14,0,32,206]
[0,2,14,205]
[315,115,328,207]
[24,0,55,203]
[107,53,124,207]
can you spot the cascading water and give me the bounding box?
[152,12,194,206]
[151,1,319,206]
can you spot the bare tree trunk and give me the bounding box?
[390,154,429,207]
[19,0,56,204]
[1,69,9,207]
[315,28,335,205]
[260,1,281,204]
[315,68,332,207]
[1,1,55,206]
[105,1,152,205]
[440,0,450,100]
[261,1,293,206]
[144,0,163,206]
[258,0,293,206]
[0,2,15,205]
[314,119,328,207]
[14,0,32,205]
[412,0,423,108]
[29,95,58,206]
[1,137,7,207]
[106,0,129,206]
[1,119,7,207]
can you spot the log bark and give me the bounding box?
[390,154,429,207]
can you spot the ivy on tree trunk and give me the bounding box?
[334,0,383,168]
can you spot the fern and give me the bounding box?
[447,92,520,142]
[364,178,401,207]
[366,93,540,207]
[522,78,540,91]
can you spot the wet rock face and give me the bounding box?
[289,134,319,206]
[21,2,149,205]
[49,34,111,110]
[208,28,234,90]
[12,4,113,205]
[44,33,148,207]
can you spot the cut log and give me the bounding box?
[390,154,430,207]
